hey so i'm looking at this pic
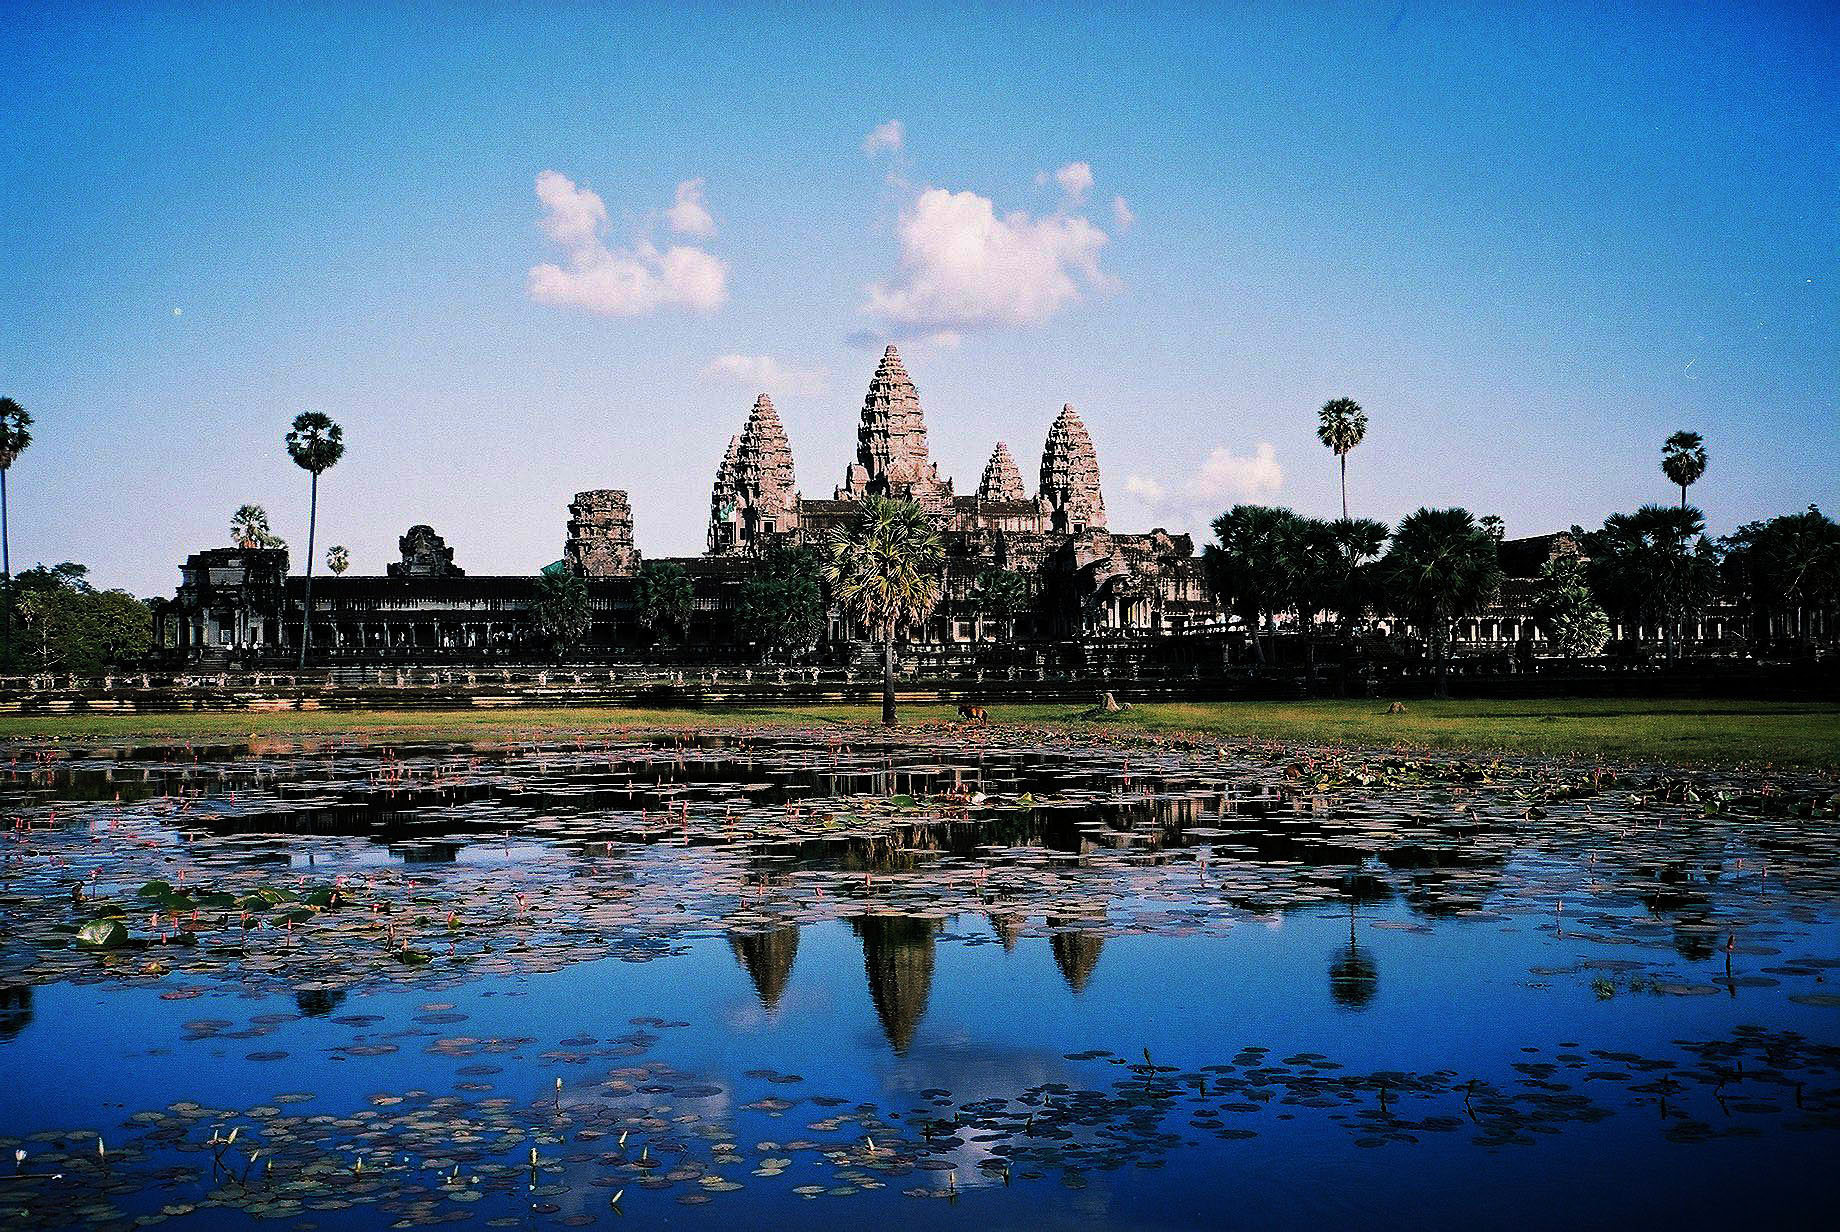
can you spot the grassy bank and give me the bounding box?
[0,698,1834,771]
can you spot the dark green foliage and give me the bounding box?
[823,496,944,725]
[973,568,1034,638]
[10,562,152,673]
[1720,506,1840,647]
[1378,508,1503,695]
[1661,430,1707,507]
[1530,553,1610,661]
[1581,504,1719,656]
[634,560,695,644]
[734,544,826,661]
[531,569,591,650]
[1204,505,1306,659]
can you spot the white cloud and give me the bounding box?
[526,170,728,317]
[1054,161,1094,202]
[862,119,905,155]
[1192,443,1284,502]
[865,187,1112,330]
[665,177,715,237]
[702,353,828,396]
[927,329,962,349]
[1125,443,1285,529]
[1112,194,1135,230]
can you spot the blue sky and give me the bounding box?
[3,1,1835,596]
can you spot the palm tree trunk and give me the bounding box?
[299,471,318,669]
[881,618,896,727]
[1435,620,1450,699]
[1340,454,1348,520]
[1679,484,1687,510]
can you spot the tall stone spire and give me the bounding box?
[736,394,798,527]
[708,394,801,554]
[1040,403,1107,533]
[977,441,1026,502]
[706,434,742,554]
[837,345,947,501]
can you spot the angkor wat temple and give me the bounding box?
[155,346,1217,662]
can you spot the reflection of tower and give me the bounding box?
[1047,917,1106,993]
[294,986,348,1017]
[730,927,800,1012]
[988,912,1024,951]
[0,985,32,1040]
[1328,905,1378,1010]
[852,914,939,1054]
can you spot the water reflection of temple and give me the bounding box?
[729,927,800,1012]
[852,915,941,1054]
[0,985,32,1040]
[1047,917,1106,993]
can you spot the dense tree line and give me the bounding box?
[5,563,152,674]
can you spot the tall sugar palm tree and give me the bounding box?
[326,545,350,575]
[1378,507,1503,697]
[285,412,345,667]
[231,503,283,550]
[1316,398,1368,519]
[823,496,943,726]
[0,397,33,665]
[1203,504,1304,663]
[1661,431,1707,509]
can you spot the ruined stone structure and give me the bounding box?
[563,490,640,578]
[1039,404,1107,534]
[388,525,462,578]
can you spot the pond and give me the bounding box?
[2,726,1837,1229]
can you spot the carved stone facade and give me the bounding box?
[709,394,799,555]
[1039,404,1107,534]
[564,489,640,578]
[388,525,462,578]
[977,442,1026,502]
[836,346,949,504]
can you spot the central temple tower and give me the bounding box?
[835,345,950,504]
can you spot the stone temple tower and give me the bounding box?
[836,345,949,504]
[977,441,1027,502]
[564,490,641,577]
[1039,404,1107,533]
[708,394,799,554]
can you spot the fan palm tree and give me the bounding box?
[285,412,345,667]
[1583,504,1716,659]
[1378,507,1503,697]
[326,545,350,576]
[231,504,284,550]
[823,496,943,726]
[1661,431,1707,509]
[1316,398,1367,519]
[1203,504,1304,663]
[1326,517,1390,632]
[0,397,32,664]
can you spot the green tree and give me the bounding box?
[231,504,285,550]
[1661,431,1708,509]
[1378,507,1503,696]
[1530,553,1610,663]
[823,496,944,726]
[734,544,826,661]
[531,569,591,652]
[1583,504,1719,659]
[1203,504,1306,662]
[285,412,345,667]
[1285,516,1344,664]
[1719,506,1840,648]
[0,396,33,666]
[1316,397,1367,519]
[634,561,695,644]
[972,568,1033,641]
[1325,517,1390,632]
[13,563,150,674]
[325,544,350,575]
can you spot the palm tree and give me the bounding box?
[1583,504,1717,659]
[326,545,350,576]
[531,569,591,652]
[823,496,943,726]
[231,504,283,550]
[1203,504,1304,663]
[1661,431,1707,509]
[285,412,345,667]
[1316,398,1367,519]
[1378,507,1503,697]
[0,397,32,665]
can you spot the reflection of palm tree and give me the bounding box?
[730,927,800,1012]
[0,984,31,1040]
[852,915,939,1054]
[294,986,348,1017]
[1047,917,1106,993]
[1328,904,1378,1010]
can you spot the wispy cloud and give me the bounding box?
[861,119,905,156]
[1124,443,1284,530]
[526,170,727,317]
[1054,160,1094,202]
[665,177,715,237]
[702,353,828,396]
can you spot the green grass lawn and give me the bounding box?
[0,698,1834,772]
